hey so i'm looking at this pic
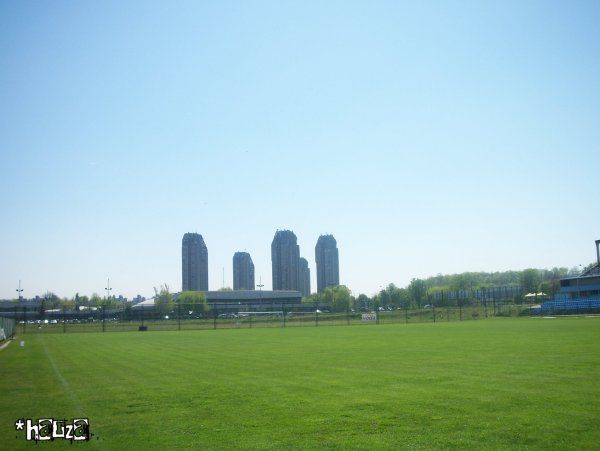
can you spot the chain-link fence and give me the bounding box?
[0,316,16,341]
[0,300,542,335]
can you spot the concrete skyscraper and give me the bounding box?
[182,233,208,291]
[233,252,255,290]
[299,257,311,297]
[315,234,339,293]
[271,230,300,291]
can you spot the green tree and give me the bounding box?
[301,287,354,312]
[519,269,540,294]
[154,285,174,316]
[371,293,381,310]
[42,292,60,310]
[302,293,320,305]
[321,287,335,308]
[355,294,371,310]
[386,284,409,307]
[89,293,102,307]
[538,281,552,297]
[450,274,470,292]
[330,285,353,312]
[378,286,391,306]
[77,295,90,307]
[567,266,582,277]
[547,267,568,298]
[60,298,75,310]
[408,278,427,307]
[178,291,209,314]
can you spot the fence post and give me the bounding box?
[102,305,106,332]
[63,306,66,333]
[346,306,350,326]
[282,304,286,328]
[23,306,26,335]
[315,305,319,327]
[213,305,217,330]
[405,303,408,324]
[493,295,496,316]
[483,295,488,317]
[376,308,379,325]
[459,300,463,321]
[178,301,181,331]
[432,301,436,323]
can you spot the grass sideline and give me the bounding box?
[1,317,599,449]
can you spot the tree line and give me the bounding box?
[12,264,590,315]
[303,266,587,312]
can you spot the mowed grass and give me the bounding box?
[1,318,599,449]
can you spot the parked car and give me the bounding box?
[218,313,238,319]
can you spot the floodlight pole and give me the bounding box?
[257,278,264,313]
[104,278,112,332]
[16,280,23,301]
[105,278,112,305]
[16,281,24,333]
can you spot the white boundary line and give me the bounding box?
[0,338,13,352]
[41,339,103,450]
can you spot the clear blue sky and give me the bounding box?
[1,1,599,300]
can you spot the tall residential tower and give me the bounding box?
[233,252,255,290]
[315,234,339,293]
[271,230,300,291]
[299,257,311,297]
[182,233,209,291]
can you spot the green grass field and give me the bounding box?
[1,317,599,449]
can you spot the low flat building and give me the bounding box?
[196,290,302,310]
[132,290,304,312]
